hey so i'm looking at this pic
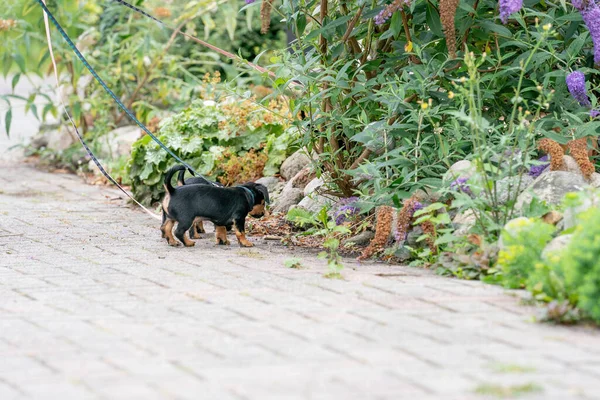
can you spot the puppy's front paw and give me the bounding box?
[191,232,202,239]
[184,241,196,247]
[239,240,254,248]
[167,239,180,246]
[217,238,231,245]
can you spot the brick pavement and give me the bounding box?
[1,163,599,400]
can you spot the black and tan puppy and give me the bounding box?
[176,168,224,238]
[161,165,269,247]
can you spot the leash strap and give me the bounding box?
[109,0,276,79]
[41,0,161,221]
[35,0,199,176]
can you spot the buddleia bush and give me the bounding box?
[265,0,600,205]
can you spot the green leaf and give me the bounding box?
[223,5,237,41]
[11,73,20,91]
[426,3,443,38]
[5,109,12,136]
[296,14,307,36]
[390,11,402,37]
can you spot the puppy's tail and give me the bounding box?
[176,167,197,186]
[164,164,187,195]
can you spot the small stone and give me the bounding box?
[394,246,412,263]
[405,226,424,248]
[541,234,572,260]
[303,177,325,197]
[342,230,375,247]
[562,155,582,175]
[271,187,304,214]
[495,174,534,204]
[44,126,77,152]
[98,126,143,159]
[444,160,476,182]
[296,193,333,213]
[280,150,310,180]
[453,209,477,236]
[255,176,281,193]
[563,192,600,230]
[288,167,315,190]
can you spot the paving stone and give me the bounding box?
[1,157,600,398]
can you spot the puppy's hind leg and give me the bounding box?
[196,219,206,234]
[189,217,204,239]
[215,226,230,245]
[174,219,195,247]
[161,219,179,246]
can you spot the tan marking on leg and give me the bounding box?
[196,219,205,233]
[162,219,178,246]
[182,231,195,247]
[161,192,170,214]
[215,226,230,245]
[234,224,253,247]
[190,217,202,239]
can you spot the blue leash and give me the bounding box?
[35,0,199,176]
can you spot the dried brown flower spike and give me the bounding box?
[358,206,393,261]
[395,195,419,245]
[261,0,274,34]
[420,221,438,255]
[439,0,459,58]
[567,138,595,179]
[537,138,565,171]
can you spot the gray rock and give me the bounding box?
[498,217,531,249]
[394,246,412,263]
[342,230,375,247]
[444,160,476,182]
[296,193,333,213]
[255,176,281,193]
[288,167,315,190]
[453,209,477,236]
[562,155,582,175]
[542,234,572,260]
[44,126,76,152]
[303,177,325,196]
[280,150,310,180]
[589,172,600,188]
[405,226,424,248]
[271,187,304,214]
[516,171,588,210]
[563,192,600,230]
[495,174,534,204]
[98,126,142,159]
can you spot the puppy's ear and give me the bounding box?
[256,184,270,204]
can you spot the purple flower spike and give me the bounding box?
[413,201,423,212]
[529,155,550,178]
[374,0,411,25]
[573,0,600,64]
[592,109,600,118]
[566,71,592,107]
[334,197,360,225]
[450,176,473,196]
[499,0,523,24]
[245,0,256,3]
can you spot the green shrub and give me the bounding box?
[127,95,294,205]
[496,218,555,289]
[558,208,600,323]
